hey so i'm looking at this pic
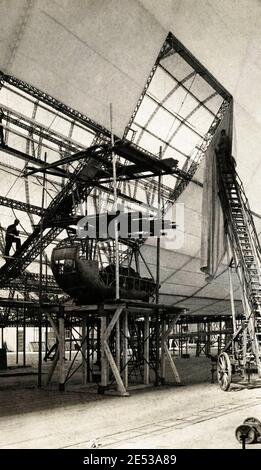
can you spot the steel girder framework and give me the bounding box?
[0,150,102,285]
[124,32,232,206]
[0,71,112,139]
[0,195,44,216]
[0,32,232,308]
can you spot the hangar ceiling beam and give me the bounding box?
[0,195,44,216]
[159,33,232,101]
[0,71,112,140]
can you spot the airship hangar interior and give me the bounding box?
[0,0,261,450]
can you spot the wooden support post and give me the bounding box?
[82,317,87,385]
[242,326,247,378]
[116,319,121,373]
[58,313,65,391]
[196,322,200,357]
[38,153,47,389]
[46,348,59,386]
[155,155,162,386]
[103,341,128,395]
[45,314,59,387]
[162,315,181,384]
[16,309,19,365]
[91,322,95,378]
[218,320,222,354]
[97,319,101,367]
[160,317,166,383]
[206,322,211,356]
[103,305,124,341]
[100,316,108,388]
[122,310,128,389]
[23,308,26,367]
[144,316,150,385]
[87,322,90,382]
[100,305,128,396]
[45,317,48,358]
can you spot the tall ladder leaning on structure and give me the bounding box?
[216,150,261,390]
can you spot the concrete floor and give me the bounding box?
[0,353,261,449]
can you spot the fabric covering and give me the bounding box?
[200,102,233,280]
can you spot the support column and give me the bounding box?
[206,322,211,356]
[69,316,73,362]
[116,319,120,372]
[160,317,166,384]
[16,309,19,365]
[101,305,128,396]
[196,322,200,357]
[100,315,108,389]
[82,317,87,385]
[144,316,150,385]
[45,317,48,358]
[161,314,181,384]
[23,307,26,367]
[122,310,128,389]
[58,313,65,391]
[242,326,247,378]
[87,322,90,382]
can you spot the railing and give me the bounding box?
[100,271,156,294]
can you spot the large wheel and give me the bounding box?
[217,352,232,391]
[243,417,261,426]
[235,424,256,444]
[243,417,261,436]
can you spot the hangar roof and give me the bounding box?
[0,0,260,315]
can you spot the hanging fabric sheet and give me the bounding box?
[200,101,233,281]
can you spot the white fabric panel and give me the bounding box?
[0,0,166,136]
[200,104,233,280]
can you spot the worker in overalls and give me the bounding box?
[217,129,230,156]
[217,129,236,169]
[4,219,21,257]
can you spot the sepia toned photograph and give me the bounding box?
[0,0,260,456]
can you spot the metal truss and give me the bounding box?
[9,273,61,294]
[0,226,62,286]
[122,39,169,140]
[1,105,84,153]
[122,31,233,207]
[0,39,232,306]
[0,71,112,139]
[164,98,231,207]
[0,195,44,216]
[124,32,231,144]
[159,32,232,100]
[0,138,107,287]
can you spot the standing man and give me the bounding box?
[217,129,236,169]
[217,129,230,156]
[4,219,21,257]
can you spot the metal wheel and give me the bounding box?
[243,417,261,426]
[235,424,256,444]
[243,417,261,436]
[217,352,232,391]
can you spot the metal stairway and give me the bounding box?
[216,151,261,377]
